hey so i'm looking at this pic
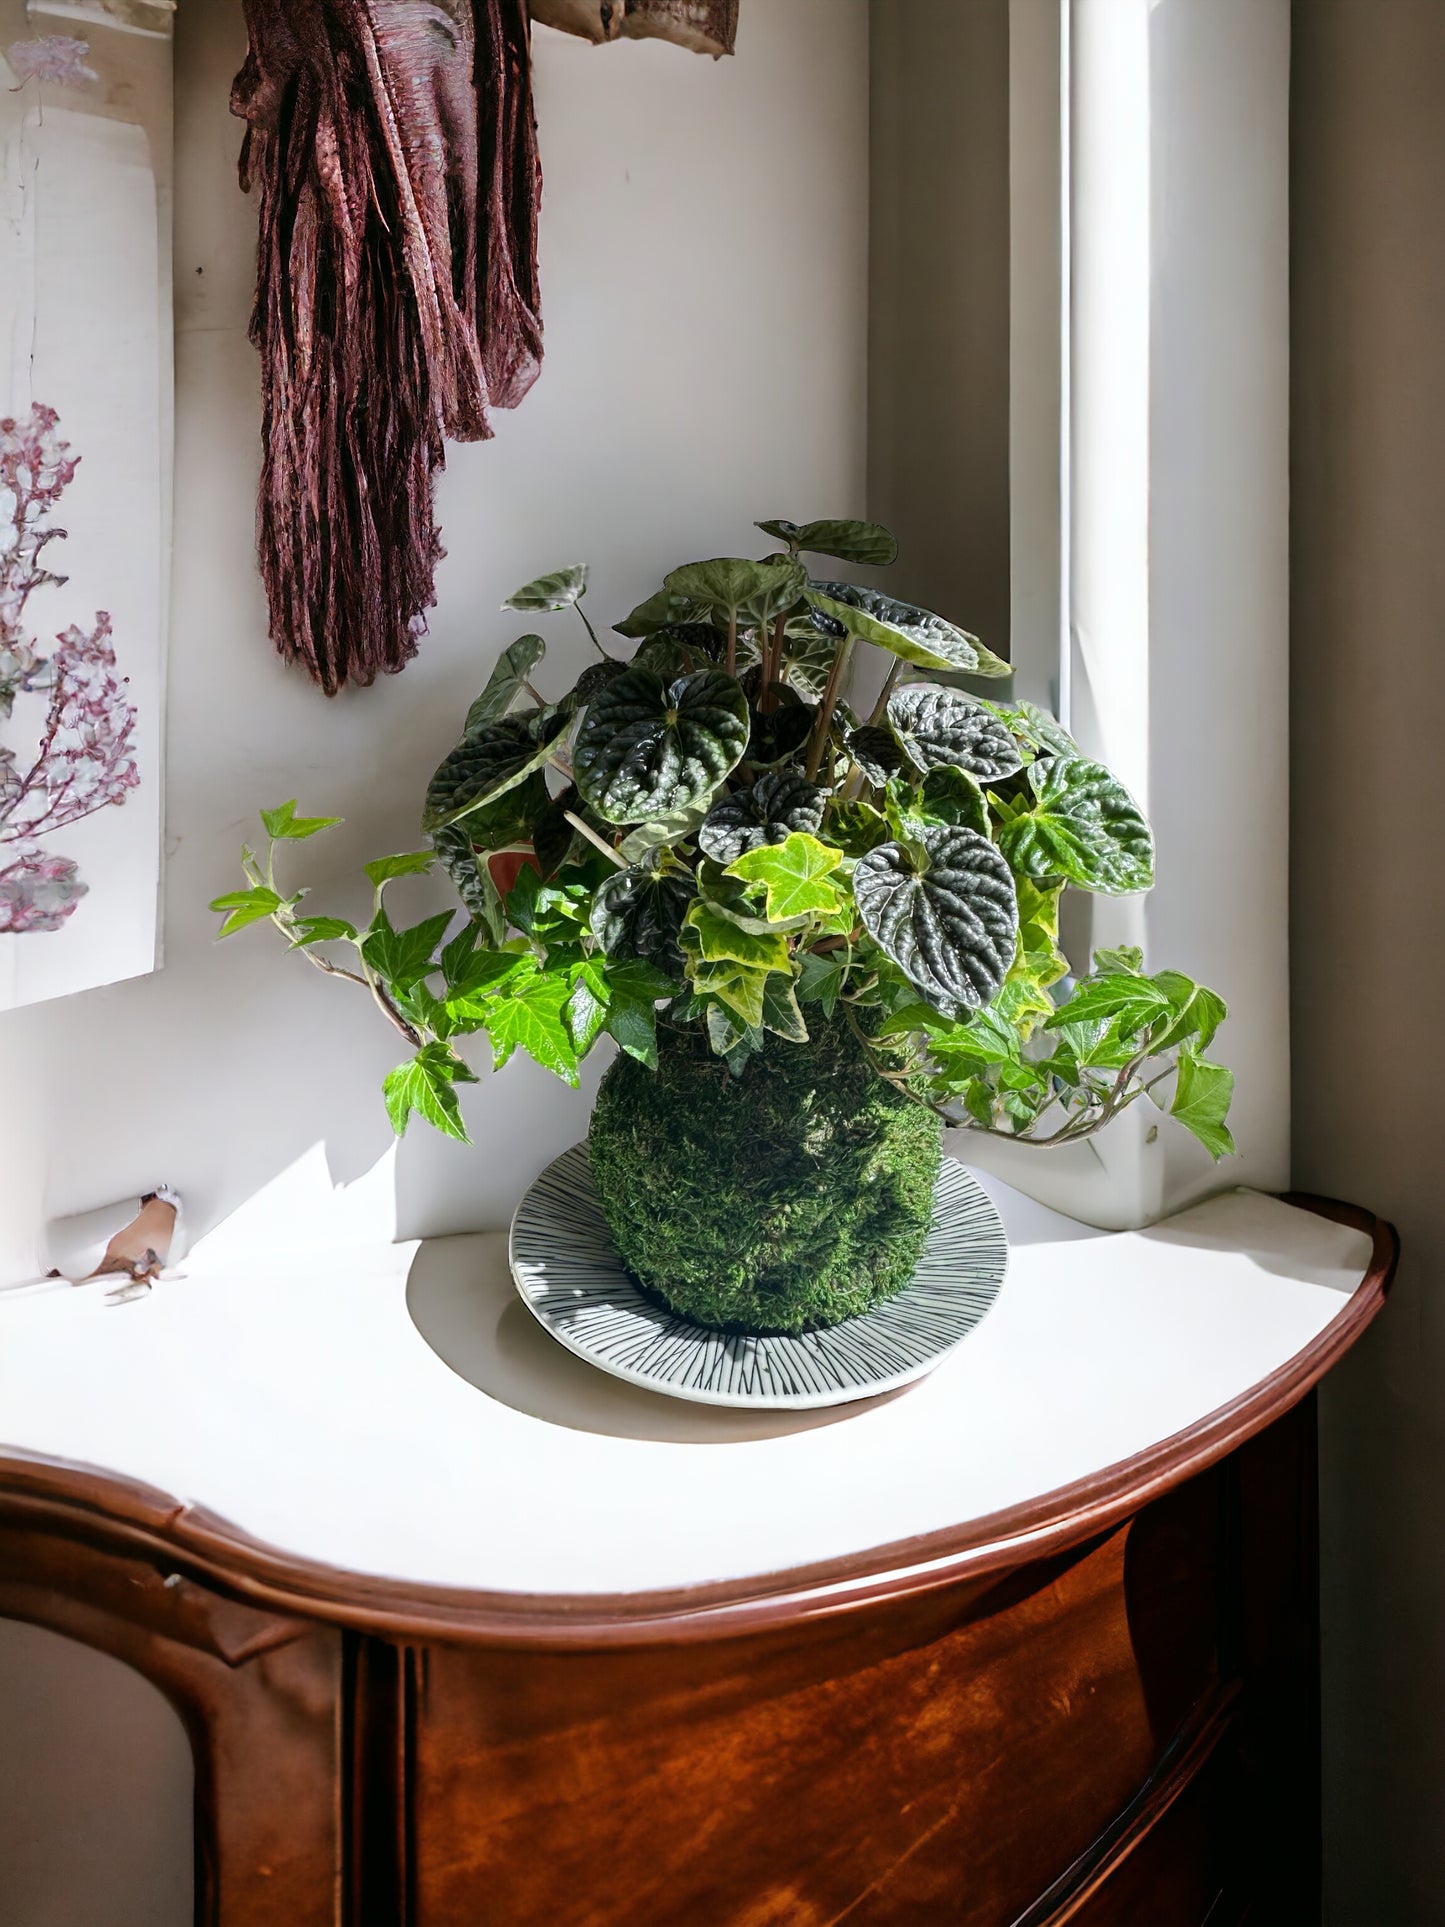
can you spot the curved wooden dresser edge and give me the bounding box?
[0,1197,1398,1649]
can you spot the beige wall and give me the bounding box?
[1292,3,1445,1919]
[868,0,1011,656]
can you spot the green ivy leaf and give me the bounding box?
[756,517,899,567]
[795,949,844,1016]
[209,886,282,937]
[574,667,750,825]
[1047,970,1172,1040]
[988,699,1079,761]
[484,969,580,1084]
[364,851,437,890]
[1094,944,1144,975]
[382,1042,478,1141]
[887,684,1025,782]
[724,832,845,921]
[565,957,611,1056]
[1169,1048,1236,1160]
[997,757,1154,895]
[805,582,1012,678]
[287,914,358,948]
[465,635,545,730]
[1151,971,1227,1052]
[605,996,660,1068]
[361,907,455,991]
[260,800,343,841]
[502,565,587,613]
[853,827,1019,1018]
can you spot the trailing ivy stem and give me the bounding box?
[269,908,420,1046]
[564,809,628,869]
[804,634,855,782]
[867,656,903,728]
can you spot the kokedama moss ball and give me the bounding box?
[588,1014,942,1335]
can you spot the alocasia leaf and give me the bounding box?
[724,832,845,920]
[1169,1048,1236,1160]
[423,707,570,832]
[756,518,900,568]
[804,582,1012,678]
[465,635,545,731]
[573,667,750,824]
[997,757,1155,895]
[887,685,1024,781]
[664,556,805,627]
[853,826,1019,1018]
[502,565,587,613]
[589,867,695,974]
[698,770,826,864]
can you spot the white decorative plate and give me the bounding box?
[508,1144,1009,1410]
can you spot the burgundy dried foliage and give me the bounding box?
[1,405,140,935]
[232,0,543,695]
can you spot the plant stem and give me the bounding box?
[564,809,628,870]
[725,611,738,679]
[575,601,609,660]
[804,634,855,782]
[867,656,903,727]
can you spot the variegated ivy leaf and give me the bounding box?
[887,684,1024,781]
[756,517,900,568]
[805,582,1012,679]
[617,808,708,864]
[853,826,1019,1018]
[422,707,570,833]
[589,867,695,975]
[697,770,827,864]
[465,635,545,731]
[573,667,750,825]
[502,565,587,613]
[997,756,1154,896]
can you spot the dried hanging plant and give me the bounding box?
[234,0,737,696]
[232,0,543,694]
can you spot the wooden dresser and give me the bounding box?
[0,1165,1394,1925]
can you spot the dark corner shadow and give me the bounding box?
[403,1235,915,1444]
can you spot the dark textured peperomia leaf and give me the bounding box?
[574,658,628,704]
[423,707,570,832]
[914,765,990,835]
[465,635,545,731]
[854,826,1019,1018]
[431,824,506,944]
[445,768,548,853]
[747,691,815,766]
[573,667,750,824]
[531,784,589,878]
[887,684,1024,781]
[697,769,827,863]
[806,582,1011,678]
[846,724,906,787]
[757,517,900,568]
[502,565,587,613]
[589,867,695,975]
[997,756,1154,895]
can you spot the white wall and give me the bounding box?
[0,4,868,1915]
[0,0,869,1279]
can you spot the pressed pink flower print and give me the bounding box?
[6,36,99,87]
[0,405,139,935]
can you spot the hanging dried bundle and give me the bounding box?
[232,0,543,694]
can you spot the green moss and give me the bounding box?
[588,1014,941,1335]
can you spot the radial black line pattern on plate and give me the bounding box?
[508,1145,1009,1410]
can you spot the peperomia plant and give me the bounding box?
[213,517,1235,1158]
